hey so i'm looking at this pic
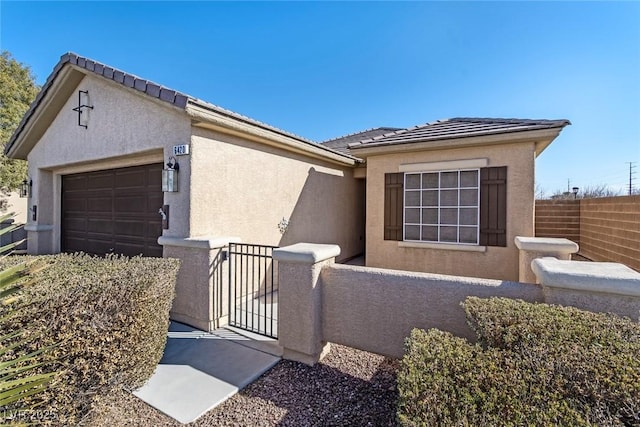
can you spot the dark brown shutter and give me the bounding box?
[384,172,404,241]
[479,166,507,247]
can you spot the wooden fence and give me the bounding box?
[535,196,640,272]
[535,199,580,246]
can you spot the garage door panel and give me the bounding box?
[85,235,115,245]
[86,197,113,212]
[62,163,164,257]
[63,198,87,213]
[63,176,87,191]
[148,221,162,235]
[87,173,114,190]
[87,219,114,233]
[64,217,86,231]
[63,237,89,253]
[115,242,163,258]
[114,196,147,213]
[148,195,163,210]
[113,210,160,220]
[115,169,146,188]
[85,239,114,254]
[115,243,145,257]
[114,220,147,237]
[65,236,112,253]
[64,231,86,241]
[148,168,162,186]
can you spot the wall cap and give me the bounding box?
[158,235,241,249]
[273,243,341,264]
[24,224,54,232]
[515,236,578,253]
[532,257,640,297]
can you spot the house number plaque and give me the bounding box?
[173,144,190,156]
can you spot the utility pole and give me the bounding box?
[627,162,636,196]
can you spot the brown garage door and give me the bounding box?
[62,164,164,257]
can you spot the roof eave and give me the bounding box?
[533,128,566,157]
[186,102,361,167]
[5,66,87,160]
[5,53,190,160]
[349,127,566,157]
[6,50,360,168]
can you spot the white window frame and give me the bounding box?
[402,168,480,245]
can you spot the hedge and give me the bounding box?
[397,298,640,426]
[0,253,179,425]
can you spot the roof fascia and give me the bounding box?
[6,64,189,160]
[349,128,564,158]
[187,102,360,167]
[6,66,85,160]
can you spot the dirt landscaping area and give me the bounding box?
[85,344,399,426]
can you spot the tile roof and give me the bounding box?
[6,52,356,161]
[348,118,571,150]
[320,127,402,154]
[6,52,570,163]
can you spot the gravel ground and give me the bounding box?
[85,344,399,426]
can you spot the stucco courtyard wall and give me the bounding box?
[276,243,640,364]
[163,242,228,331]
[320,264,543,358]
[189,127,365,261]
[364,142,536,281]
[23,74,192,253]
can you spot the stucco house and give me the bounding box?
[324,118,570,280]
[6,52,569,330]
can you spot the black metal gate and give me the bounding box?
[227,243,278,338]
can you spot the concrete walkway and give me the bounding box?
[133,322,281,424]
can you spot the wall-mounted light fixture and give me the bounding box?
[162,156,179,192]
[277,217,289,235]
[19,179,32,198]
[72,90,93,128]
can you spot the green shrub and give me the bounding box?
[397,329,587,426]
[464,296,640,353]
[465,297,640,426]
[397,298,640,427]
[0,253,179,425]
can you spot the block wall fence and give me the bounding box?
[273,243,640,364]
[535,196,640,272]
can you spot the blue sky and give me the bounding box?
[1,1,639,195]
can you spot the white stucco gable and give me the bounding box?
[28,73,191,171]
[14,66,194,254]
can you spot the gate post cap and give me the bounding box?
[532,257,640,296]
[514,236,578,253]
[273,243,340,264]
